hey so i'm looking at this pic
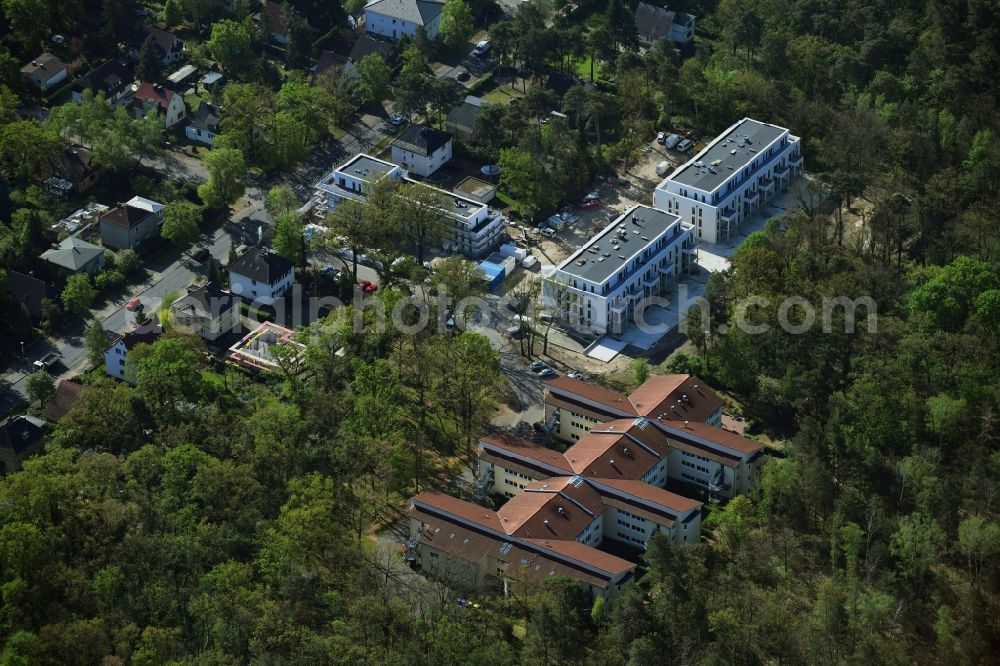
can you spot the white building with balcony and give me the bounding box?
[311,153,503,258]
[652,118,803,244]
[544,205,695,336]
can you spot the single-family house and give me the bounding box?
[72,59,136,107]
[20,53,68,90]
[104,320,162,382]
[99,196,166,251]
[256,1,310,45]
[445,95,485,142]
[44,379,84,422]
[185,102,220,145]
[364,0,445,41]
[170,284,239,342]
[41,236,106,276]
[44,145,103,196]
[134,25,185,65]
[633,2,695,46]
[228,247,295,306]
[311,51,352,86]
[390,124,452,177]
[348,33,396,65]
[6,271,49,319]
[0,415,47,474]
[132,82,187,128]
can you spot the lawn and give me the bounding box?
[573,56,605,83]
[482,83,527,105]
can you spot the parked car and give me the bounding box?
[530,360,548,372]
[456,69,471,82]
[125,297,142,311]
[33,352,59,372]
[664,133,682,149]
[191,248,210,262]
[320,265,342,280]
[537,368,557,379]
[567,371,583,379]
[540,227,556,237]
[473,39,490,56]
[390,113,406,126]
[358,280,379,293]
[675,138,694,152]
[578,199,602,210]
[656,131,666,144]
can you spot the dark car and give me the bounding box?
[456,70,471,82]
[192,248,210,262]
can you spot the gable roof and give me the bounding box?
[52,145,98,184]
[44,380,84,422]
[102,196,164,229]
[189,102,220,132]
[137,25,182,54]
[313,50,350,84]
[262,1,290,37]
[41,236,105,271]
[6,270,49,317]
[392,124,452,157]
[545,376,637,415]
[364,0,445,25]
[594,477,702,515]
[629,374,722,422]
[21,53,67,77]
[479,432,573,476]
[662,420,765,456]
[229,247,295,284]
[0,415,46,455]
[634,2,675,41]
[73,59,134,96]
[349,34,396,62]
[134,82,177,111]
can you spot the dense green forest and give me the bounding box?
[0,0,999,663]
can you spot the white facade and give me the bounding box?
[391,138,452,177]
[364,0,443,41]
[104,340,129,381]
[312,153,503,258]
[653,117,803,244]
[185,124,217,145]
[229,268,294,306]
[545,205,695,336]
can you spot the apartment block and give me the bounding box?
[544,205,696,336]
[541,375,764,498]
[652,118,803,244]
[311,153,503,258]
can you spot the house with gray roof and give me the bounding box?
[364,0,445,41]
[391,124,452,177]
[633,2,695,46]
[41,236,106,276]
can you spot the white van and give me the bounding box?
[540,227,556,238]
[655,160,671,177]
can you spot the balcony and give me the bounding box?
[773,164,788,178]
[744,190,759,206]
[642,272,659,287]
[657,261,676,275]
[790,155,803,168]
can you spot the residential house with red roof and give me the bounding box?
[132,82,186,128]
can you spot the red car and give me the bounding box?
[578,199,602,210]
[358,280,379,294]
[125,297,142,311]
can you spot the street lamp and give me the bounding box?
[20,341,24,356]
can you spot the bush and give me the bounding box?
[466,71,494,96]
[94,269,126,292]
[116,249,141,276]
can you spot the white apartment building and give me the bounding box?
[545,205,695,336]
[311,153,503,258]
[653,118,803,244]
[228,248,295,306]
[104,320,162,382]
[364,0,445,41]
